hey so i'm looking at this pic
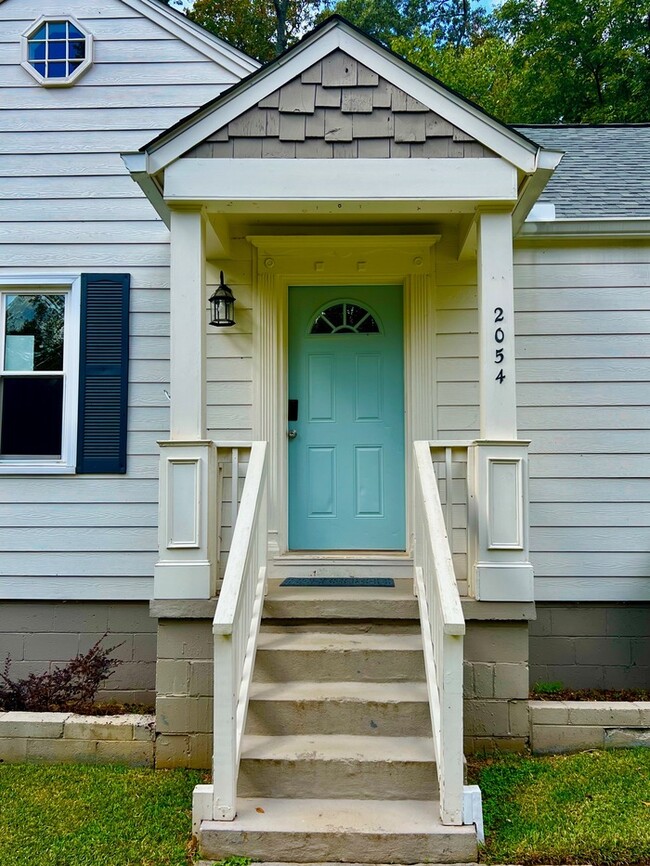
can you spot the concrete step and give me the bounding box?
[238,734,439,800]
[263,581,418,620]
[246,681,431,737]
[254,630,425,682]
[198,797,478,863]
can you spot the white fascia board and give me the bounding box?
[164,158,518,204]
[119,0,258,78]
[121,152,170,226]
[336,29,538,173]
[147,22,537,174]
[147,27,343,173]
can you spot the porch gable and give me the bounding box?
[184,49,499,161]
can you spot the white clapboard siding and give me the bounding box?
[530,477,650,502]
[435,240,480,439]
[0,83,223,110]
[0,478,159,504]
[0,0,249,601]
[530,502,650,527]
[0,199,164,221]
[0,503,157,527]
[514,243,650,602]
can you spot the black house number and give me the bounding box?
[494,307,505,383]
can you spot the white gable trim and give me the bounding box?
[119,0,258,77]
[145,21,540,174]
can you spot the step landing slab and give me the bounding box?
[198,797,477,864]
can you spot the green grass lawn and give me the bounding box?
[471,749,650,865]
[0,764,202,866]
[2,753,649,866]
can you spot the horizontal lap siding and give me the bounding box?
[435,235,480,439]
[514,242,650,602]
[205,252,254,442]
[0,0,238,600]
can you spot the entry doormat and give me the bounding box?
[280,577,395,587]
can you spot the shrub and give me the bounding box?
[0,635,123,713]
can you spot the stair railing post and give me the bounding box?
[212,629,237,821]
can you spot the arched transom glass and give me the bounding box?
[310,302,381,335]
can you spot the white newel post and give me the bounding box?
[154,208,218,599]
[468,211,534,601]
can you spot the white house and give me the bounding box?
[1,0,648,861]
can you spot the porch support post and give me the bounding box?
[169,207,206,440]
[154,208,218,599]
[469,211,534,601]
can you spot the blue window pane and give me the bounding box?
[47,40,66,60]
[31,24,47,39]
[47,21,67,38]
[68,23,84,38]
[68,60,82,73]
[69,40,85,59]
[48,61,68,78]
[32,61,46,76]
[28,41,46,60]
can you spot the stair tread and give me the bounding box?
[257,631,423,651]
[250,680,428,701]
[241,734,435,761]
[200,797,472,835]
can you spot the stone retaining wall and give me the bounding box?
[530,700,650,753]
[0,712,155,765]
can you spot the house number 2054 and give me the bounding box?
[494,307,505,383]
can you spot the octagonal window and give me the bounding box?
[21,16,92,86]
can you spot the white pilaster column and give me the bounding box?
[169,207,206,439]
[155,208,216,599]
[253,268,284,555]
[477,211,517,440]
[469,212,533,601]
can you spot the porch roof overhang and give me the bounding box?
[123,17,563,234]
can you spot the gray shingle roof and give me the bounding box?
[514,125,650,219]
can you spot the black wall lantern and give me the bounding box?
[209,271,236,327]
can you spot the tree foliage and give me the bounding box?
[188,0,317,60]
[394,0,650,123]
[496,0,650,122]
[185,0,650,123]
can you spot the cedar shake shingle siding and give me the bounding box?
[185,49,498,159]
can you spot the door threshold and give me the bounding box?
[276,551,411,561]
[269,552,413,580]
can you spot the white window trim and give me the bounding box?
[20,15,93,89]
[0,275,80,475]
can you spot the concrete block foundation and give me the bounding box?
[530,602,650,690]
[0,601,156,706]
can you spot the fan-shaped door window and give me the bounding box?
[310,301,381,335]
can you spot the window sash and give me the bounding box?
[0,277,80,473]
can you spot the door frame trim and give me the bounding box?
[250,234,440,556]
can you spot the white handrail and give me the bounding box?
[413,440,465,826]
[211,440,268,821]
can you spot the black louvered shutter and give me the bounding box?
[76,274,130,474]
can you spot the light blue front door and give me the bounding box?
[288,285,405,550]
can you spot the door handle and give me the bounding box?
[288,429,298,440]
